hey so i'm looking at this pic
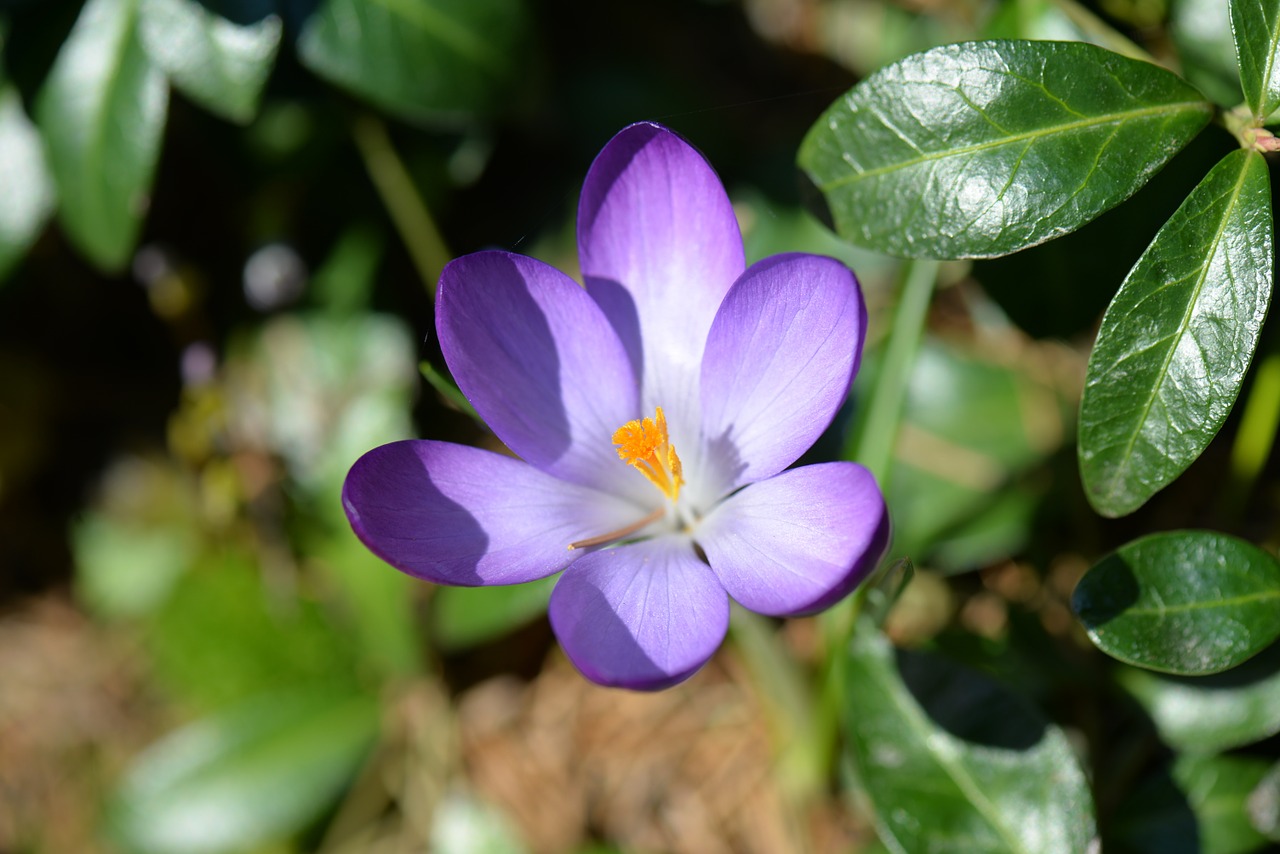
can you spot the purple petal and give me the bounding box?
[343,440,647,586]
[437,251,642,497]
[695,253,865,498]
[548,536,729,690]
[696,463,889,617]
[578,122,745,451]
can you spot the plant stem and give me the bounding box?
[352,115,451,295]
[1227,351,1280,517]
[850,258,939,488]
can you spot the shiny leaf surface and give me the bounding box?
[1231,0,1280,119]
[35,0,167,271]
[843,621,1096,853]
[1074,530,1280,674]
[108,688,379,854]
[1078,150,1273,517]
[799,40,1212,258]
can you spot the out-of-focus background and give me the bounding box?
[1,0,1269,851]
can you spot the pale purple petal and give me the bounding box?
[578,122,745,452]
[696,463,888,617]
[343,440,648,586]
[695,253,865,498]
[548,537,729,690]
[437,251,643,497]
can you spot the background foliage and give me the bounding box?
[4,0,1280,852]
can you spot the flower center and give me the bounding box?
[566,407,684,551]
[612,406,684,502]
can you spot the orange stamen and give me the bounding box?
[612,406,684,502]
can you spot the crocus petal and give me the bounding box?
[696,463,889,617]
[437,251,644,498]
[695,253,865,499]
[343,440,647,586]
[578,122,745,451]
[548,537,729,690]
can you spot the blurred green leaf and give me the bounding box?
[73,511,194,619]
[799,40,1211,259]
[1120,641,1280,752]
[842,621,1096,853]
[879,338,1069,569]
[1248,761,1280,841]
[982,0,1087,41]
[146,555,363,709]
[297,0,531,124]
[108,687,379,854]
[432,574,557,652]
[1079,151,1272,517]
[1174,754,1272,854]
[312,529,423,678]
[35,0,167,271]
[1172,0,1244,107]
[1231,0,1280,119]
[138,0,281,124]
[0,84,54,281]
[1074,530,1280,674]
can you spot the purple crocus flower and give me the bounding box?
[343,122,890,690]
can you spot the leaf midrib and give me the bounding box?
[1117,587,1280,618]
[820,100,1209,190]
[867,641,1039,854]
[1099,155,1255,506]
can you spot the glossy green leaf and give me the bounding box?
[297,0,531,123]
[108,687,379,854]
[1120,641,1280,752]
[35,0,167,271]
[432,574,557,652]
[0,84,54,281]
[138,0,281,124]
[1074,530,1280,674]
[798,40,1212,259]
[1078,150,1273,517]
[842,621,1096,853]
[1174,754,1272,854]
[1231,0,1280,119]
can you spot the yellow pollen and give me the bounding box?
[612,406,684,502]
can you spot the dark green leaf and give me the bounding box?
[108,687,379,854]
[432,574,556,652]
[798,40,1212,259]
[1074,530,1280,674]
[1078,150,1273,517]
[297,0,531,123]
[1174,754,1272,854]
[0,84,54,281]
[35,0,167,271]
[1120,641,1280,752]
[842,621,1096,853]
[138,0,281,124]
[1231,0,1280,119]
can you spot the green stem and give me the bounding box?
[352,115,451,295]
[849,258,939,488]
[1226,351,1280,517]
